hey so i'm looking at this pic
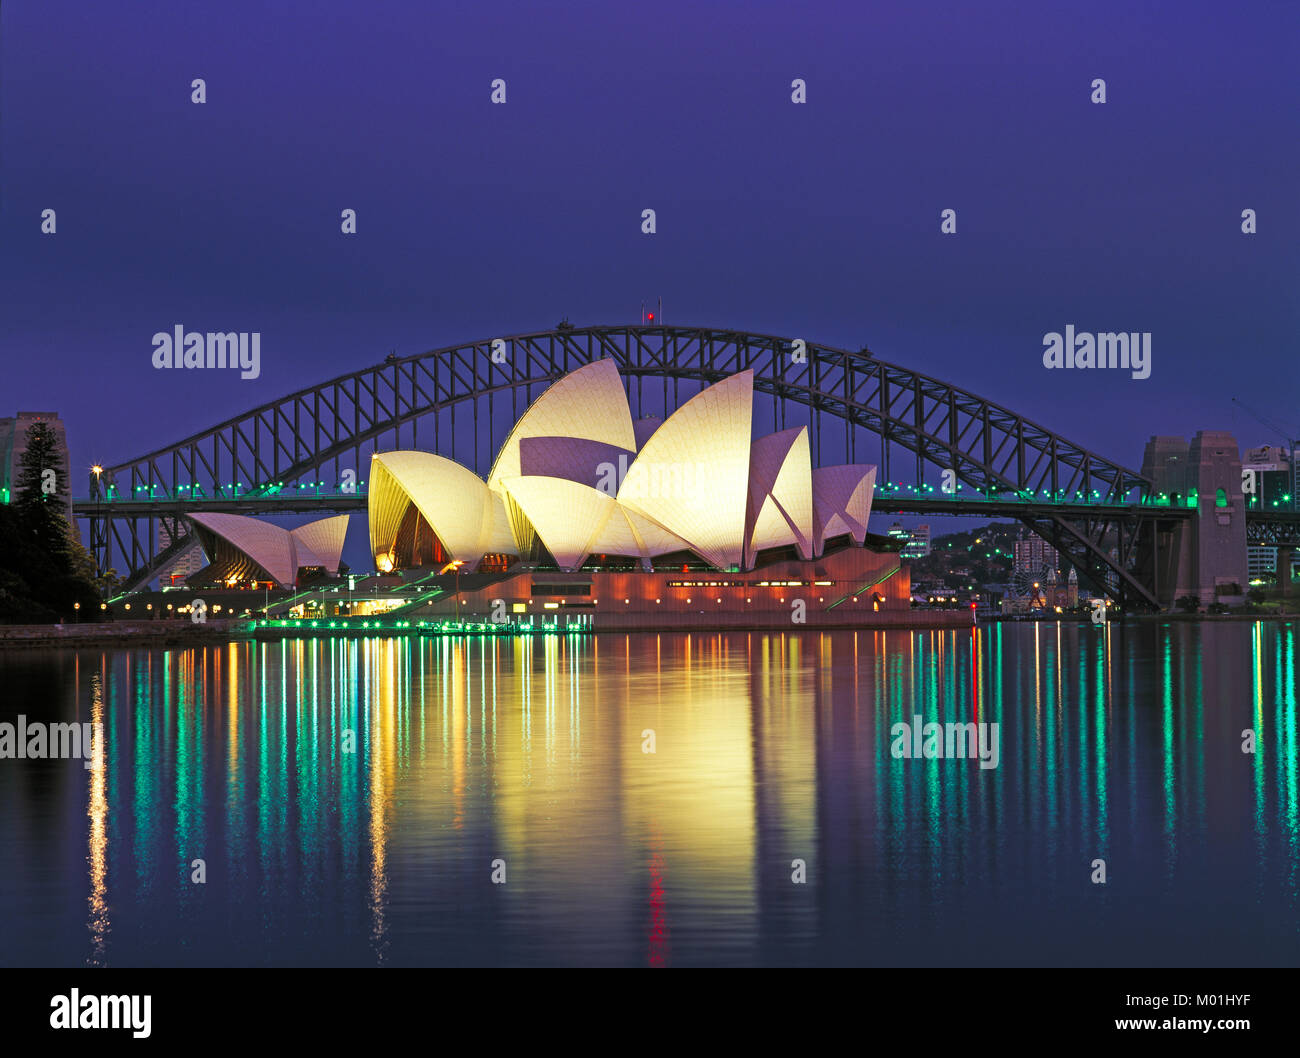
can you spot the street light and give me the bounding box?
[440,559,465,622]
[90,465,104,590]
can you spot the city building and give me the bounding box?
[903,524,930,559]
[156,521,207,587]
[0,411,71,517]
[886,522,929,558]
[1248,546,1273,580]
[1247,545,1298,583]
[1242,444,1296,584]
[1242,444,1295,512]
[1013,530,1058,575]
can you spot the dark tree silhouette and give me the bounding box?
[0,422,104,622]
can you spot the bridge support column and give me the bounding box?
[1141,436,1194,608]
[1190,431,1249,607]
[1142,432,1249,608]
[1277,545,1295,606]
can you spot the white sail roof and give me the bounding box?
[291,514,350,571]
[812,464,877,552]
[487,358,636,492]
[746,427,814,563]
[498,475,616,572]
[187,511,351,586]
[370,451,516,567]
[617,371,754,570]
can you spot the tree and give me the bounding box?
[1176,594,1200,613]
[13,421,71,563]
[0,422,104,622]
[67,529,121,597]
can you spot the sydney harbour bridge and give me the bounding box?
[71,324,1300,611]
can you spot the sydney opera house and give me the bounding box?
[175,361,915,628]
[364,360,911,629]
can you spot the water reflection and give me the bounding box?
[0,621,1295,967]
[86,670,107,966]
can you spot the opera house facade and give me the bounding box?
[365,360,912,629]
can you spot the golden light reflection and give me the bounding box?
[86,670,108,966]
[451,638,467,828]
[368,639,398,963]
[228,643,240,783]
[622,634,757,947]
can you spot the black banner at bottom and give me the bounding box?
[0,967,1280,1045]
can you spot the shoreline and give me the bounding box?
[1,611,1296,648]
[0,620,255,650]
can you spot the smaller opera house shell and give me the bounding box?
[368,360,876,575]
[186,512,350,588]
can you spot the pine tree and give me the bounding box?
[14,421,66,503]
[13,421,70,560]
[0,421,103,621]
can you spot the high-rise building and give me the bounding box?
[1242,444,1295,511]
[1247,545,1298,582]
[156,521,208,587]
[888,522,929,558]
[903,524,930,558]
[0,411,72,518]
[1013,530,1058,575]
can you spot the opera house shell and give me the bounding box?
[369,360,876,574]
[186,512,350,588]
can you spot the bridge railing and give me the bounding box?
[80,481,370,503]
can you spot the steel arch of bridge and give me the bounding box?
[87,324,1161,604]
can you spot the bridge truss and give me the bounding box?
[83,325,1181,606]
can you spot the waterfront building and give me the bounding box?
[0,410,71,517]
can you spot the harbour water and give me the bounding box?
[0,622,1296,966]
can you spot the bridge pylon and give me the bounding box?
[1140,432,1249,608]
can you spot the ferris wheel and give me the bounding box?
[1012,563,1056,606]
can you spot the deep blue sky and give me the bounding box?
[2,0,1297,532]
